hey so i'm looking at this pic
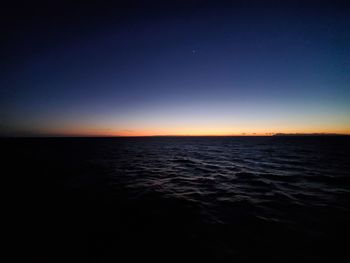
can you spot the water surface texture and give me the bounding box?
[5,137,350,262]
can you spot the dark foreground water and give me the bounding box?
[4,136,350,262]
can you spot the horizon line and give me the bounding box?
[2,133,350,138]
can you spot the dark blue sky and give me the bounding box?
[1,0,349,136]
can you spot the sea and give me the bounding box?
[4,136,350,262]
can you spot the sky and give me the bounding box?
[1,0,350,136]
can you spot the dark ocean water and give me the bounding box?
[4,136,350,262]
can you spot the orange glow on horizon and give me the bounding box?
[33,125,350,137]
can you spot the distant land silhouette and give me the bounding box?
[273,133,349,136]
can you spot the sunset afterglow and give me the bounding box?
[1,1,349,137]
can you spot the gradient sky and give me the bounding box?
[1,0,349,136]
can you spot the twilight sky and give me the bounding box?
[1,0,349,136]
